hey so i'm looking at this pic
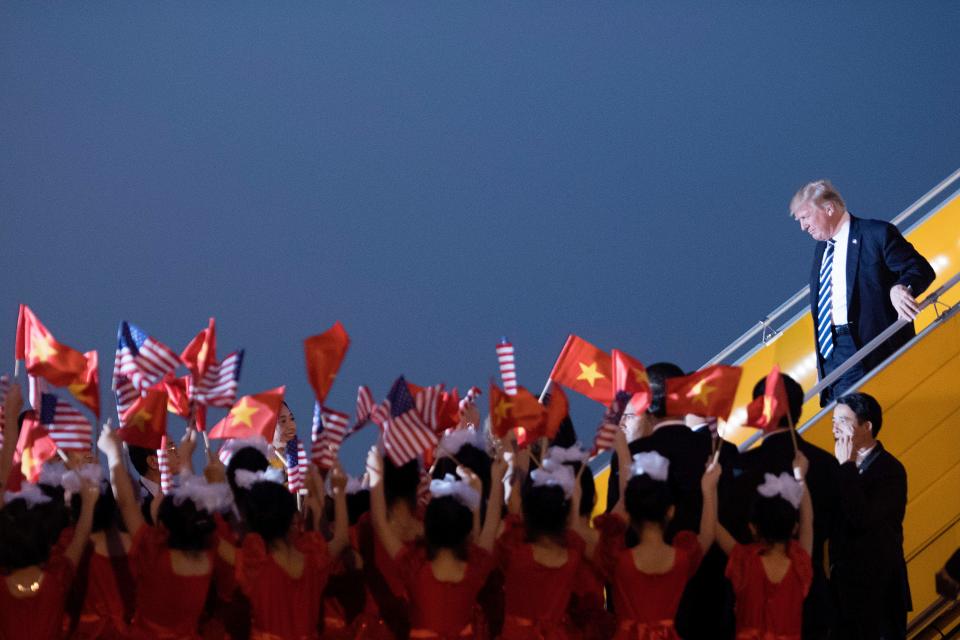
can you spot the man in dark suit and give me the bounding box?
[831,392,911,639]
[791,180,936,404]
[731,374,841,640]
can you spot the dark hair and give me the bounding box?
[157,495,217,552]
[70,484,120,533]
[384,458,421,511]
[576,463,596,518]
[646,362,686,418]
[751,374,804,428]
[128,445,156,478]
[432,443,492,517]
[423,495,473,561]
[226,446,270,520]
[346,489,371,526]
[749,495,798,544]
[244,481,297,544]
[837,392,883,437]
[521,482,570,542]
[624,474,673,528]
[0,490,71,570]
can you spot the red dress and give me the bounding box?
[69,544,136,639]
[381,541,496,639]
[236,531,332,640]
[128,525,215,640]
[568,558,616,640]
[498,515,586,639]
[725,542,812,640]
[201,515,251,640]
[355,513,411,639]
[0,552,75,640]
[594,513,703,640]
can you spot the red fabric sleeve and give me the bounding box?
[672,530,704,580]
[592,513,629,583]
[724,543,750,593]
[496,514,526,570]
[129,525,164,581]
[298,530,330,571]
[235,532,269,597]
[788,542,813,598]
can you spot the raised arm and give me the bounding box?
[0,382,23,502]
[612,427,631,517]
[368,446,403,560]
[478,453,507,551]
[697,461,721,553]
[715,523,737,555]
[327,462,350,557]
[97,423,144,538]
[64,479,100,566]
[794,451,814,555]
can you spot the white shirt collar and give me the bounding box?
[830,215,851,244]
[855,444,877,468]
[139,475,160,499]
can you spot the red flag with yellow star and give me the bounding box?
[665,365,742,420]
[67,350,100,419]
[15,411,59,483]
[437,387,461,432]
[163,374,191,417]
[745,365,789,432]
[117,386,169,449]
[548,334,614,404]
[612,349,651,414]
[15,304,89,387]
[304,322,350,404]
[209,386,286,442]
[180,317,217,380]
[489,384,546,441]
[542,384,569,441]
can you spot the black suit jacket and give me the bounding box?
[832,442,911,636]
[809,215,935,390]
[731,431,841,639]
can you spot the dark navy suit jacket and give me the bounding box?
[809,215,935,388]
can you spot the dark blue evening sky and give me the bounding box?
[2,3,959,471]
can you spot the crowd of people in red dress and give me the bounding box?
[0,367,867,640]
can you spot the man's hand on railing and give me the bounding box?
[891,284,921,321]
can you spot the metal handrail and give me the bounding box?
[737,268,960,452]
[704,167,960,368]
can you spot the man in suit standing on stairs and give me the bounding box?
[790,180,935,405]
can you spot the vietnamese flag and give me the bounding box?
[612,349,651,414]
[548,335,614,404]
[304,322,350,404]
[67,351,100,419]
[180,317,217,379]
[745,365,790,432]
[542,384,569,441]
[665,365,743,420]
[437,387,461,432]
[489,384,546,442]
[209,386,286,442]
[15,411,59,483]
[117,387,169,449]
[163,374,191,417]
[15,305,88,387]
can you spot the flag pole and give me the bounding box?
[538,379,553,402]
[13,360,20,378]
[786,412,801,481]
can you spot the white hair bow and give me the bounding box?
[630,451,670,482]
[546,443,589,465]
[437,426,488,458]
[757,472,804,509]
[530,458,576,498]
[171,476,234,513]
[345,475,368,495]
[429,473,481,511]
[218,436,270,466]
[233,467,286,490]
[3,483,52,508]
[60,464,104,498]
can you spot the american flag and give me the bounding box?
[415,383,443,433]
[311,403,349,470]
[188,350,243,407]
[352,385,375,432]
[496,338,518,396]
[377,377,438,466]
[39,392,93,451]
[157,435,173,495]
[459,385,482,410]
[285,436,308,494]
[115,321,181,393]
[0,375,10,449]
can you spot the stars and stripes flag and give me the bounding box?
[188,350,244,407]
[285,436,308,494]
[158,434,173,495]
[115,321,181,393]
[496,338,518,396]
[39,392,93,451]
[351,385,375,433]
[312,403,349,470]
[375,376,439,466]
[459,386,482,411]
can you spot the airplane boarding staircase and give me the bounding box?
[592,168,960,637]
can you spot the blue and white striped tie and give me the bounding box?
[817,240,836,359]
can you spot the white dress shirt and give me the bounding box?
[830,216,851,326]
